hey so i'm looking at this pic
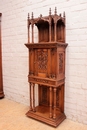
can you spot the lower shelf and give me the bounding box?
[26,105,66,127]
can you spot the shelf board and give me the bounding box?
[26,105,66,127]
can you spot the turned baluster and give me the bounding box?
[53,88,57,119]
[54,7,57,42]
[49,87,52,118]
[31,12,34,43]
[29,83,32,110]
[49,8,51,42]
[33,83,36,112]
[28,13,30,43]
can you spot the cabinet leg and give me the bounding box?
[53,88,57,119]
[29,83,32,110]
[49,87,52,118]
[33,83,36,112]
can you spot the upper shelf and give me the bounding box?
[27,7,66,44]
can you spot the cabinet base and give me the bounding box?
[0,91,4,99]
[26,106,66,127]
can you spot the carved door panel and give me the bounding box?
[34,49,48,78]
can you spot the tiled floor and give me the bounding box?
[0,98,87,130]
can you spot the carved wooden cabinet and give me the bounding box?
[0,13,4,98]
[25,8,68,127]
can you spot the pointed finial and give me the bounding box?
[40,14,42,18]
[59,13,61,17]
[31,12,34,19]
[28,13,30,19]
[54,7,57,15]
[63,12,65,17]
[49,8,51,15]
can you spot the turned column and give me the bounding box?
[54,22,57,42]
[0,13,4,99]
[29,83,32,110]
[54,7,57,42]
[28,13,30,44]
[32,83,36,112]
[53,88,57,119]
[49,87,52,118]
[31,12,34,43]
[49,8,51,42]
[29,83,36,111]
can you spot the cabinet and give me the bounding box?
[0,13,4,98]
[25,8,68,127]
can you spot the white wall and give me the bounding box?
[0,0,87,125]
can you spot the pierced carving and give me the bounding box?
[59,53,63,74]
[37,50,48,70]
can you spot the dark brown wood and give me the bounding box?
[0,13,4,99]
[25,7,68,127]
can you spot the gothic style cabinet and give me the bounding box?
[0,13,4,98]
[25,8,68,127]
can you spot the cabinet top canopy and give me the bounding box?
[27,7,66,43]
[28,7,65,26]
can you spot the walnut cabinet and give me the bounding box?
[0,13,4,98]
[25,8,68,127]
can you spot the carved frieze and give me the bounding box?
[29,77,55,86]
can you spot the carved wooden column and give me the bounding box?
[32,83,36,112]
[53,88,57,119]
[31,12,34,43]
[54,7,57,42]
[49,8,51,42]
[28,13,30,44]
[0,13,4,99]
[29,83,32,110]
[49,87,52,118]
[54,21,57,42]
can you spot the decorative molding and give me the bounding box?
[29,77,55,86]
[25,43,68,49]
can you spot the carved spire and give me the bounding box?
[28,13,30,20]
[40,14,42,18]
[63,12,65,18]
[49,8,51,16]
[54,7,57,15]
[31,12,34,19]
[59,13,61,17]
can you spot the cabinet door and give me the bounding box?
[35,49,48,78]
